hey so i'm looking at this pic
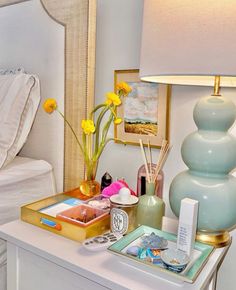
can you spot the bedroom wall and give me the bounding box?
[95,1,236,289]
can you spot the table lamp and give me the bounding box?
[140,0,236,247]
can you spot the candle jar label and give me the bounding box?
[111,208,128,235]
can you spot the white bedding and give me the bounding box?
[0,156,56,290]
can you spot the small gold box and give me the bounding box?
[21,191,110,242]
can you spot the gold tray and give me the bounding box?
[21,190,110,242]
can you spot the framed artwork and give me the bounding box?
[114,69,171,148]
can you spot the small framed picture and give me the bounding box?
[114,69,171,148]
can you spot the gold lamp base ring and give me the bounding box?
[196,231,231,248]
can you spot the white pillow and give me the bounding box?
[0,72,40,168]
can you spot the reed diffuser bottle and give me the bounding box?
[136,140,170,229]
[136,180,165,229]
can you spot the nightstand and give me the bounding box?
[0,217,231,290]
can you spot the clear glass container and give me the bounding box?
[137,163,164,198]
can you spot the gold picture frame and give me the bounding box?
[114,69,171,148]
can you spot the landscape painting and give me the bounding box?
[114,69,170,148]
[124,81,158,136]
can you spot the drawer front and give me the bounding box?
[8,245,110,290]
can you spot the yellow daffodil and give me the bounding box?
[81,119,95,135]
[43,98,57,114]
[44,85,131,188]
[114,118,122,125]
[116,81,132,96]
[105,92,121,106]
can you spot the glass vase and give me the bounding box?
[68,159,100,199]
[80,159,100,198]
[137,164,164,198]
[136,181,165,229]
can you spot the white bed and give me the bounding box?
[0,68,57,290]
[0,156,56,290]
[0,157,55,226]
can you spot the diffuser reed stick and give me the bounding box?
[153,140,170,182]
[139,139,170,184]
[148,140,153,180]
[139,139,151,182]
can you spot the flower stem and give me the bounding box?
[108,105,117,118]
[94,106,109,154]
[85,158,98,180]
[102,112,113,144]
[88,133,92,159]
[89,103,106,119]
[82,132,89,161]
[57,110,85,156]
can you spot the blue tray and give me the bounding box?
[108,225,214,283]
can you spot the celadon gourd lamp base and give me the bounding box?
[169,94,236,247]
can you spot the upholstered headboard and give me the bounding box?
[0,0,96,191]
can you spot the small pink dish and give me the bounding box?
[56,204,108,227]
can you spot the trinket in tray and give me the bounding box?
[108,225,214,283]
[21,191,110,242]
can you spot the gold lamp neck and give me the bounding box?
[213,75,221,96]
